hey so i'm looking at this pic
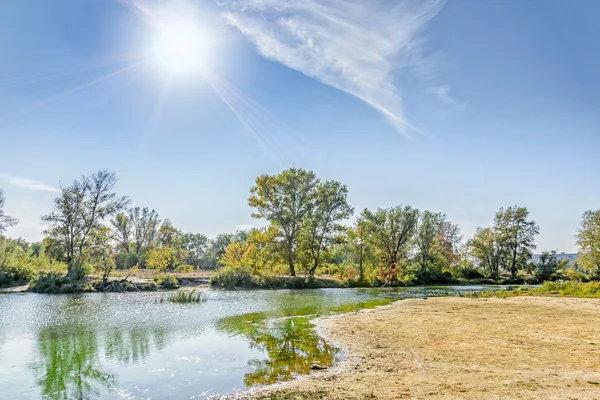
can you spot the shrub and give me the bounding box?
[153,273,180,289]
[29,274,93,294]
[414,269,454,285]
[454,266,487,280]
[566,267,589,282]
[174,264,195,273]
[210,267,255,288]
[0,263,37,286]
[255,274,285,288]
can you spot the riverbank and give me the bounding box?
[249,296,600,399]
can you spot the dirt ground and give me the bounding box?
[250,296,600,400]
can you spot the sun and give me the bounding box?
[152,20,207,75]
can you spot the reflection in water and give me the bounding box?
[104,327,168,365]
[221,314,338,386]
[32,327,116,400]
[219,297,396,387]
[32,326,168,400]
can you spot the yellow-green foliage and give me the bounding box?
[174,264,195,273]
[218,227,280,275]
[0,236,67,286]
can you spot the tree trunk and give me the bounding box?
[309,258,318,278]
[287,240,296,276]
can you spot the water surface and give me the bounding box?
[0,286,490,399]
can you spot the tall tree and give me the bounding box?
[469,227,502,276]
[157,219,181,248]
[301,180,353,277]
[494,206,539,277]
[576,209,600,272]
[181,233,209,268]
[415,211,462,272]
[0,188,17,233]
[345,218,374,282]
[248,168,319,276]
[42,170,128,278]
[362,205,419,276]
[130,207,161,254]
[111,212,131,253]
[528,251,568,282]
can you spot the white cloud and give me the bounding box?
[0,173,60,193]
[431,85,455,104]
[220,0,446,136]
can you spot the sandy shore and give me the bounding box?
[249,296,600,400]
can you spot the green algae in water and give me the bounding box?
[218,297,396,386]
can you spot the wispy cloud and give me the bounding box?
[220,0,446,136]
[431,85,456,104]
[0,173,60,193]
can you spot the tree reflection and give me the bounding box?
[32,327,116,400]
[31,326,168,400]
[220,314,339,387]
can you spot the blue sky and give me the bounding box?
[0,0,598,252]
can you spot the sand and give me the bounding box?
[248,296,600,400]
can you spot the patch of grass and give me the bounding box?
[161,289,204,303]
[468,281,600,299]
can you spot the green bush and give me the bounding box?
[454,266,487,280]
[210,267,255,288]
[174,264,195,273]
[153,273,180,289]
[566,267,589,282]
[29,274,93,294]
[0,263,37,286]
[414,269,455,285]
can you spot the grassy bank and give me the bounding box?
[469,281,600,299]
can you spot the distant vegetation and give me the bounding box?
[0,168,599,292]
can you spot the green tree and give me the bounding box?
[157,219,181,248]
[415,211,461,273]
[129,207,161,254]
[181,233,209,269]
[494,206,539,277]
[86,226,115,284]
[576,209,600,273]
[528,251,568,282]
[111,212,131,253]
[301,180,353,277]
[0,188,17,233]
[42,170,128,279]
[468,227,502,276]
[361,205,419,283]
[344,219,374,281]
[248,168,319,276]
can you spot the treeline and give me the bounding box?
[1,168,600,290]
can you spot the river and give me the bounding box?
[0,286,492,399]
